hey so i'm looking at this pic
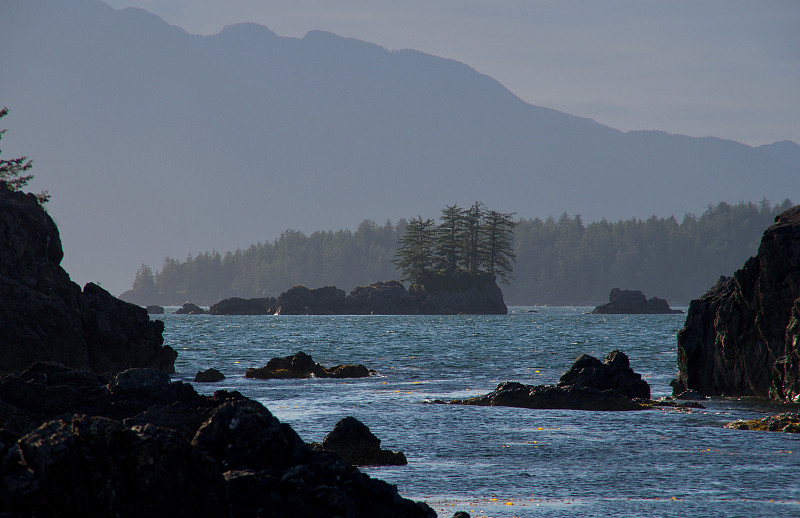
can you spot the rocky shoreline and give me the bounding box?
[0,362,435,517]
[675,205,800,400]
[202,277,507,316]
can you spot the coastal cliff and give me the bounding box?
[0,184,175,374]
[675,205,800,399]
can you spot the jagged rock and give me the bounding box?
[676,205,800,399]
[0,363,435,518]
[175,302,206,314]
[145,305,165,314]
[0,184,175,375]
[409,272,507,315]
[444,351,650,411]
[193,368,225,383]
[312,416,408,466]
[592,288,682,314]
[345,280,422,315]
[244,351,371,379]
[207,296,275,315]
[724,412,800,433]
[558,350,650,399]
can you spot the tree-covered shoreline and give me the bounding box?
[122,199,793,306]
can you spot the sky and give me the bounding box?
[101,0,800,147]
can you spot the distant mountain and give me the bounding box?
[1,0,798,295]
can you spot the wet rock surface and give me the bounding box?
[724,412,800,433]
[676,205,800,399]
[244,351,372,379]
[0,362,435,518]
[193,368,225,383]
[0,184,175,375]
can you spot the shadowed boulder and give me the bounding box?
[245,351,371,379]
[312,417,408,466]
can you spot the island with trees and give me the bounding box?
[201,202,515,315]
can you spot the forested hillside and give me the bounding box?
[121,200,793,306]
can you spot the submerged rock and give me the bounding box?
[0,184,175,375]
[0,362,435,518]
[312,416,408,466]
[245,351,372,379]
[676,205,800,400]
[591,288,682,314]
[445,351,651,411]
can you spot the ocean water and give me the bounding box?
[162,307,799,518]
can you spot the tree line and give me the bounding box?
[393,202,516,285]
[123,199,793,306]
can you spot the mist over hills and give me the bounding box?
[1,0,798,295]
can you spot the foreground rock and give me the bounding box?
[245,351,372,379]
[675,205,800,400]
[592,288,682,314]
[444,351,650,411]
[724,412,800,433]
[312,416,408,466]
[0,184,175,375]
[208,296,275,315]
[0,362,435,518]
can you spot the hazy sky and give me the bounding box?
[102,0,800,146]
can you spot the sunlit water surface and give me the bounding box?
[162,307,799,518]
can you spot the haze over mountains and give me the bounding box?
[2,0,798,295]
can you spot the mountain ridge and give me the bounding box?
[1,0,797,295]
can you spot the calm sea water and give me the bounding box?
[162,307,799,518]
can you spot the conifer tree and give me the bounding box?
[433,203,465,274]
[392,216,436,282]
[482,209,516,283]
[0,107,49,203]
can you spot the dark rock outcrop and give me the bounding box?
[312,416,408,466]
[345,280,422,315]
[444,351,650,411]
[269,285,347,315]
[245,351,372,379]
[0,184,175,375]
[409,273,507,315]
[676,205,800,400]
[207,276,507,316]
[0,362,435,518]
[558,350,650,399]
[592,288,682,314]
[208,296,276,315]
[145,305,165,314]
[175,302,206,314]
[724,412,800,433]
[194,368,225,383]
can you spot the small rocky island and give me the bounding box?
[207,274,507,316]
[674,205,800,400]
[245,351,372,379]
[591,288,682,314]
[444,350,655,411]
